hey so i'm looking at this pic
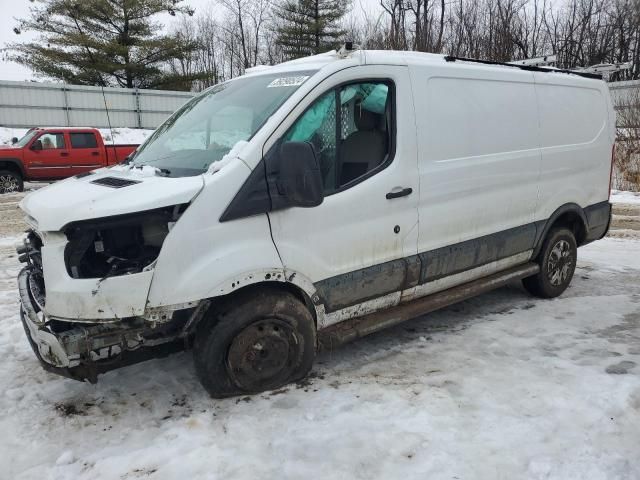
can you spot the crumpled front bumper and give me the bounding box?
[18,267,186,383]
[18,267,72,370]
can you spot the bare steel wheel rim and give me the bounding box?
[0,174,19,193]
[226,318,300,391]
[547,239,573,286]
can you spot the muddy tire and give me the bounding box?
[523,227,577,298]
[193,287,316,398]
[0,170,23,194]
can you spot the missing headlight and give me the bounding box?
[63,205,187,279]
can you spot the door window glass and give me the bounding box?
[285,90,337,191]
[38,133,65,150]
[284,81,392,195]
[70,132,98,148]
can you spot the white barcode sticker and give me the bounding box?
[267,76,309,88]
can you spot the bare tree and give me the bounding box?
[165,0,639,90]
[614,88,640,190]
[353,0,639,78]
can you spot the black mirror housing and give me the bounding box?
[277,141,323,208]
[219,140,324,223]
[11,137,18,145]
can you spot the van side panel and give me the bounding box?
[411,64,540,258]
[533,73,613,224]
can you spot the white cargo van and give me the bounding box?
[17,49,615,397]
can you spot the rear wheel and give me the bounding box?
[523,227,577,298]
[0,170,23,194]
[193,288,316,398]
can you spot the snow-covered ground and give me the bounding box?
[611,189,640,205]
[1,188,639,479]
[0,127,153,146]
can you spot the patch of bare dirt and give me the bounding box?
[610,203,640,239]
[0,184,47,255]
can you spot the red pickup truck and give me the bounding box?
[0,128,138,193]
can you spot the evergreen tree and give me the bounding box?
[9,0,201,90]
[275,0,347,59]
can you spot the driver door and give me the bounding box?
[24,132,70,179]
[266,66,419,327]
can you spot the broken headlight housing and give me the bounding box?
[63,205,188,279]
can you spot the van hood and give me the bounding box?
[20,168,205,231]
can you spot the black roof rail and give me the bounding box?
[443,55,602,80]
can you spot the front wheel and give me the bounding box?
[523,227,577,298]
[0,170,23,194]
[193,288,316,398]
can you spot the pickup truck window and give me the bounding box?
[38,133,65,150]
[131,70,317,177]
[70,133,98,148]
[14,130,38,148]
[285,81,393,194]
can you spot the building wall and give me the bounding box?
[0,78,637,130]
[609,80,640,127]
[0,80,194,129]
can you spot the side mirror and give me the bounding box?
[278,141,323,207]
[31,140,42,151]
[11,137,18,145]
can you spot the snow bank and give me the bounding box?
[611,189,640,204]
[0,127,28,145]
[99,128,154,145]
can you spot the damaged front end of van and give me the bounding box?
[16,173,206,383]
[15,65,322,385]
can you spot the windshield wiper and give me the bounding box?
[131,164,171,176]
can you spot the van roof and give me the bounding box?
[248,49,602,82]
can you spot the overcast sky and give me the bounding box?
[0,0,380,83]
[0,0,33,81]
[0,0,226,82]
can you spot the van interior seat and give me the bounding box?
[339,105,387,185]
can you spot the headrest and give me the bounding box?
[354,106,378,131]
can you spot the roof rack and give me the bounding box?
[443,55,602,80]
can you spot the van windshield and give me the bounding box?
[131,71,316,177]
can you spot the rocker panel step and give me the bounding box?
[318,262,540,350]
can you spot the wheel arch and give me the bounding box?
[189,275,322,336]
[0,158,25,177]
[533,203,588,258]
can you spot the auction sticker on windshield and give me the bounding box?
[267,76,310,88]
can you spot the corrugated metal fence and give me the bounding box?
[609,80,640,127]
[0,80,194,129]
[0,77,638,130]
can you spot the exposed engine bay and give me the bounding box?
[63,205,187,279]
[16,202,207,382]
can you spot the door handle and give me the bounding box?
[386,187,413,199]
[60,151,69,157]
[91,151,99,156]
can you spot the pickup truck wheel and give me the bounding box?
[0,170,23,194]
[193,288,316,398]
[523,227,577,298]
